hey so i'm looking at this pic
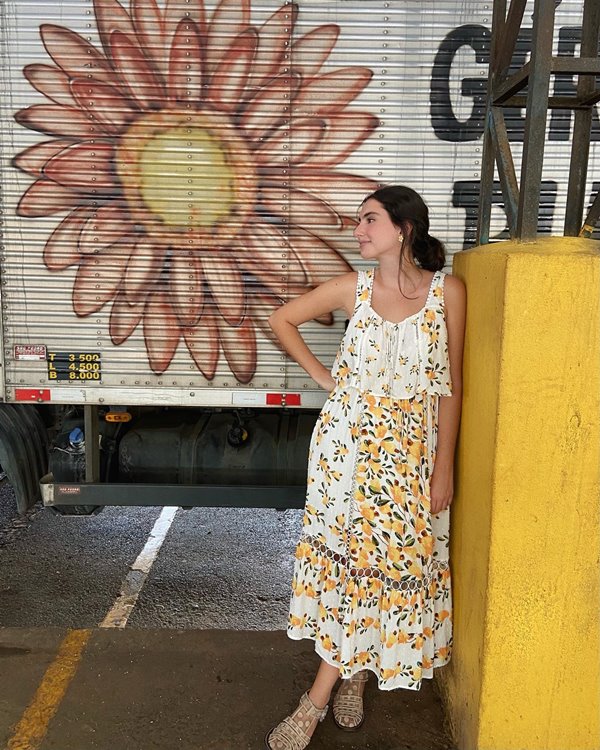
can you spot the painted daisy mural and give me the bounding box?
[13,0,378,383]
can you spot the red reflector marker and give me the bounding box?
[15,388,51,402]
[266,393,301,406]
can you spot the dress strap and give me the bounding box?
[426,270,445,306]
[354,269,373,310]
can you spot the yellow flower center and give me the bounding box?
[117,109,257,242]
[139,126,234,228]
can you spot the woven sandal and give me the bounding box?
[332,671,369,731]
[265,691,328,750]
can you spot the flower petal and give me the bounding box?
[40,24,120,86]
[79,203,133,255]
[24,64,77,108]
[255,118,326,167]
[70,78,138,135]
[200,253,245,326]
[93,0,136,59]
[288,226,351,284]
[132,0,165,64]
[241,71,301,140]
[13,139,74,177]
[15,104,105,139]
[260,187,342,229]
[205,0,250,74]
[288,170,378,217]
[110,290,144,344]
[292,67,373,119]
[239,223,307,294]
[124,239,166,303]
[43,206,97,270]
[109,30,165,108]
[183,310,220,380]
[44,141,118,193]
[247,4,297,90]
[304,112,379,167]
[17,179,82,217]
[169,252,204,326]
[207,29,257,112]
[165,0,207,45]
[143,289,182,373]
[73,238,134,316]
[167,18,204,104]
[218,314,256,384]
[291,25,339,78]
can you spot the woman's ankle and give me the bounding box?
[307,687,330,711]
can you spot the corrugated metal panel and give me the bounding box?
[0,0,596,405]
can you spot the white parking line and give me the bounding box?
[100,506,179,629]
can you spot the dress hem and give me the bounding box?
[286,630,451,692]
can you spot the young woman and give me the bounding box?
[266,185,466,750]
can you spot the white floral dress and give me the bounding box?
[287,269,453,691]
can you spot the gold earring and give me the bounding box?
[398,233,404,242]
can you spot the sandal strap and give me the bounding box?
[349,670,369,683]
[267,692,328,750]
[298,691,328,722]
[333,693,364,719]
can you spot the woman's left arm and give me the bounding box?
[430,274,467,514]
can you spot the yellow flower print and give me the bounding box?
[437,610,451,622]
[382,669,396,680]
[422,535,434,556]
[357,651,370,665]
[381,439,396,454]
[414,635,424,650]
[362,504,376,521]
[321,635,333,651]
[437,646,451,659]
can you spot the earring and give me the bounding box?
[398,233,404,243]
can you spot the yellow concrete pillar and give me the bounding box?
[439,236,600,750]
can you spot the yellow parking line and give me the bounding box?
[7,629,91,750]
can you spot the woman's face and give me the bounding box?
[354,198,402,261]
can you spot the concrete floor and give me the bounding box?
[0,628,454,750]
[0,482,455,750]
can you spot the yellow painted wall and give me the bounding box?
[439,237,600,750]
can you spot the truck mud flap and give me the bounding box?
[0,405,48,513]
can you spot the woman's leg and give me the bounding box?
[308,659,340,708]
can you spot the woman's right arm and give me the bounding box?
[268,272,357,391]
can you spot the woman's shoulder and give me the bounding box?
[441,272,466,294]
[440,272,466,313]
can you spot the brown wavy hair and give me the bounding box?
[362,185,445,271]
